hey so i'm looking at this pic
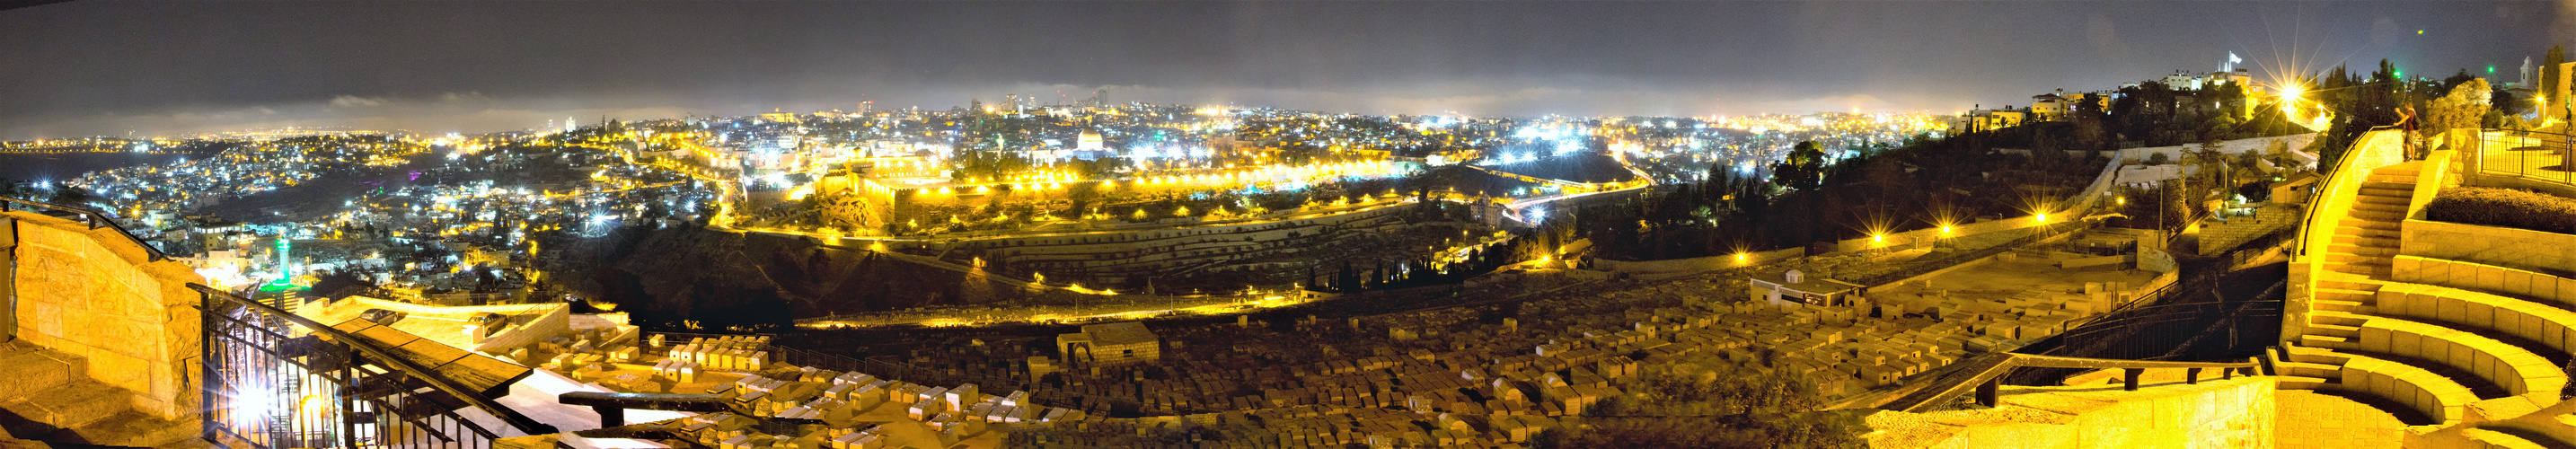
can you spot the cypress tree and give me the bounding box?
[2545,45,2565,123]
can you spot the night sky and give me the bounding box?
[0,2,2563,139]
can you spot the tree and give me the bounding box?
[2183,135,2230,216]
[1770,141,1828,191]
[2425,78,2493,138]
[2546,45,2566,124]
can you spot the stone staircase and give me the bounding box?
[2269,157,2576,447]
[0,342,201,447]
[2271,161,2562,426]
[2321,162,2418,278]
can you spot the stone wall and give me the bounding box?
[1592,246,1805,279]
[2400,218,2576,277]
[4,211,205,419]
[1863,376,2278,449]
[1826,213,2052,254]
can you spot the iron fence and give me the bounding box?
[199,284,553,448]
[2469,128,2576,189]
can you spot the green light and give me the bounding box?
[2491,66,2499,74]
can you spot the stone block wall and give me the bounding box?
[4,211,205,420]
[2401,219,2576,277]
[2394,256,2576,310]
[1592,246,1804,278]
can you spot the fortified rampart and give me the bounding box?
[963,202,1419,287]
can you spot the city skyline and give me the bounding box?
[1,1,2559,140]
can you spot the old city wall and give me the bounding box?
[4,210,205,420]
[980,203,1415,285]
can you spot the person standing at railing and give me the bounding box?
[2397,105,2422,161]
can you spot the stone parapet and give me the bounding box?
[4,210,205,420]
[2395,255,2576,310]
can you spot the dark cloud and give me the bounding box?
[0,2,2559,139]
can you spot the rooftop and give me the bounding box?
[1078,321,1158,346]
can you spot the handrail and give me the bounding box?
[0,196,167,261]
[1876,352,2260,413]
[190,283,561,436]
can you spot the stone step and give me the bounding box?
[2313,299,2376,314]
[2356,194,2411,206]
[2275,375,2334,390]
[0,378,137,436]
[2372,165,2424,179]
[2331,233,2401,249]
[2341,220,2404,233]
[2349,315,2567,401]
[48,410,200,447]
[2353,201,2410,214]
[2459,427,2551,449]
[2360,180,2417,191]
[2325,253,2389,265]
[2286,347,2352,365]
[0,344,83,401]
[2319,278,2390,292]
[2328,261,2394,277]
[2349,208,2408,222]
[2300,334,2359,350]
[2314,312,2373,328]
[2333,350,2480,424]
[2365,174,2419,185]
[2278,362,2343,379]
[2311,321,2368,336]
[2329,244,2399,259]
[2316,287,2381,304]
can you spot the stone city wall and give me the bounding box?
[1592,246,1806,280]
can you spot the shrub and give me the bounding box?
[2426,187,2576,234]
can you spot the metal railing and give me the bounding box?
[2466,128,2576,189]
[0,196,166,261]
[198,284,557,448]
